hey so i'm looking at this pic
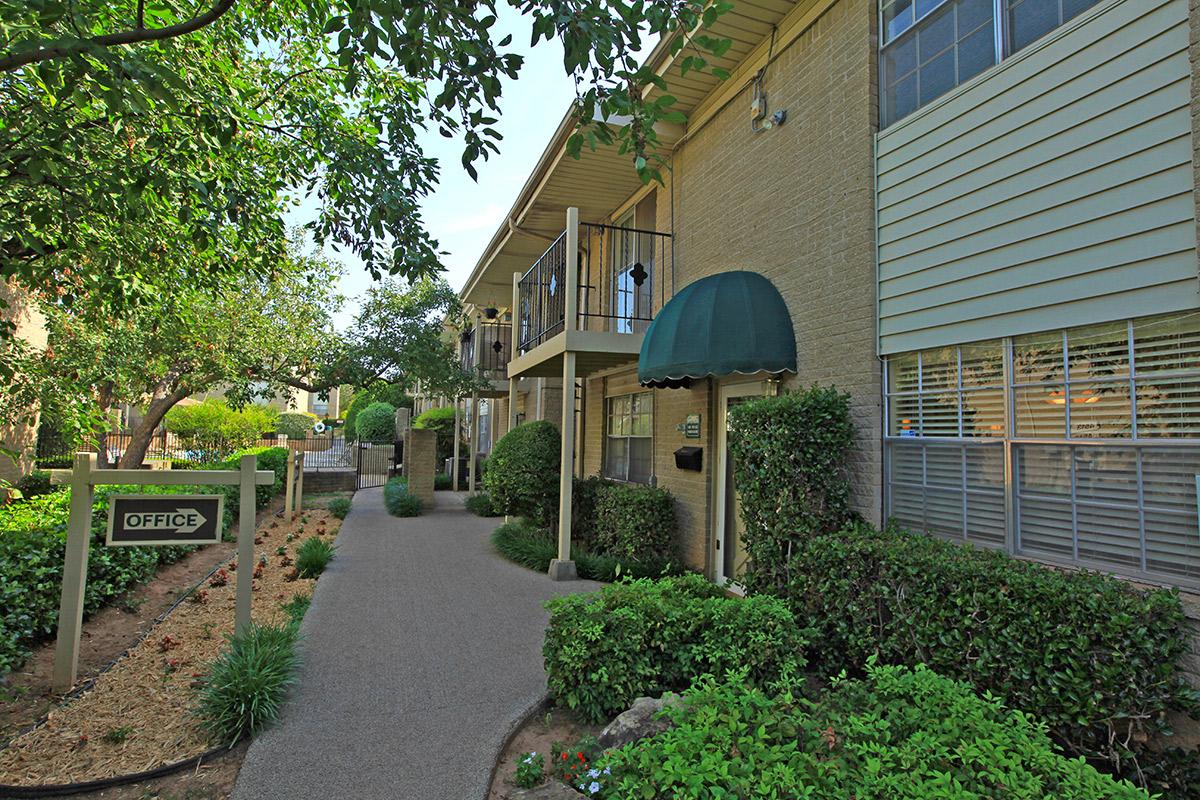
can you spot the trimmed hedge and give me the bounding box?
[490,519,679,583]
[599,665,1149,800]
[274,411,319,439]
[726,386,855,594]
[788,523,1196,776]
[483,420,560,527]
[543,575,806,723]
[593,483,677,562]
[0,487,202,673]
[570,475,610,547]
[383,476,422,517]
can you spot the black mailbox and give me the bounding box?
[674,446,703,472]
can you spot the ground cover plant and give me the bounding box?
[435,472,453,491]
[328,497,352,519]
[596,665,1150,799]
[383,476,422,517]
[543,575,805,723]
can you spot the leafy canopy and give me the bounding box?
[0,0,735,318]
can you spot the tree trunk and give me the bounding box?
[117,389,187,468]
[93,386,113,469]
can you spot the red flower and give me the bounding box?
[577,752,584,761]
[561,753,567,761]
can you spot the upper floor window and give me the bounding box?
[880,0,1104,127]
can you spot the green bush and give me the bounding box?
[218,446,289,509]
[789,523,1196,778]
[464,492,500,517]
[599,664,1149,800]
[281,593,311,626]
[165,399,277,461]
[490,519,678,582]
[483,420,560,527]
[593,483,677,562]
[434,472,453,491]
[328,497,352,519]
[197,623,300,745]
[383,476,422,517]
[571,475,612,547]
[344,385,412,441]
[356,401,397,444]
[543,575,805,723]
[0,486,204,674]
[295,536,335,578]
[726,386,854,594]
[13,469,52,500]
[413,405,458,463]
[274,411,320,439]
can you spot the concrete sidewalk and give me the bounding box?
[232,490,599,800]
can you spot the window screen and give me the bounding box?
[605,392,653,483]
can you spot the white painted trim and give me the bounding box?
[713,380,770,590]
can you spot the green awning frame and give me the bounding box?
[638,270,797,389]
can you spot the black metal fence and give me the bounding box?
[34,430,354,470]
[461,321,512,380]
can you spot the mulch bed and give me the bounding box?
[0,509,340,787]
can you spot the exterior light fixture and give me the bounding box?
[484,307,500,319]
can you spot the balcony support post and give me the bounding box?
[452,398,461,491]
[564,207,579,333]
[549,348,577,581]
[510,272,522,431]
[468,315,481,493]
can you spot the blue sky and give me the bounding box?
[288,10,578,329]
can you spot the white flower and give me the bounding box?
[588,781,601,794]
[603,767,611,775]
[587,768,600,778]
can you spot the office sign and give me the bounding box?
[106,494,224,546]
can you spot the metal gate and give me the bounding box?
[355,440,395,489]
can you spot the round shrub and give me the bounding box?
[593,483,677,561]
[355,401,397,444]
[328,497,352,519]
[483,420,560,527]
[274,411,320,439]
[543,575,805,723]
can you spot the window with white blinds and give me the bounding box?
[885,311,1200,588]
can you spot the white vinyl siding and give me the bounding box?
[876,0,1196,355]
[885,311,1200,588]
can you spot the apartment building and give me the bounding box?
[456,0,1200,596]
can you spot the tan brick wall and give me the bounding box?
[404,428,437,505]
[0,281,48,485]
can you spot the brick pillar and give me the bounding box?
[406,428,437,506]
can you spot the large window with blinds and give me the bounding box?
[604,392,653,484]
[884,311,1200,588]
[880,0,1105,127]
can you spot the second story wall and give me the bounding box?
[877,0,1197,354]
[667,0,882,518]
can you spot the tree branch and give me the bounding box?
[0,0,239,73]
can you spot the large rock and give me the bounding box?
[598,693,683,750]
[506,780,582,799]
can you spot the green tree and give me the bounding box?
[0,0,733,323]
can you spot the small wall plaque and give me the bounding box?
[682,414,701,439]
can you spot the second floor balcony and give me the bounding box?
[460,319,512,395]
[510,208,672,379]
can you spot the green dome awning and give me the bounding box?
[638,271,797,388]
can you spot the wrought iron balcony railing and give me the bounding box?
[515,212,672,355]
[460,320,511,380]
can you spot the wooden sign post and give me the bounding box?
[49,453,273,693]
[284,449,305,520]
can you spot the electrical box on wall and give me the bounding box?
[674,446,703,472]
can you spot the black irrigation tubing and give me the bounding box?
[0,547,239,797]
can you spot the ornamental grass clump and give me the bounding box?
[197,623,299,745]
[384,476,422,517]
[294,536,335,578]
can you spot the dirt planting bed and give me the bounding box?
[0,508,340,788]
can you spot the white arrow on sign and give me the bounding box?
[122,508,209,535]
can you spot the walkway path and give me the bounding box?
[232,490,599,800]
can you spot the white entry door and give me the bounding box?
[714,381,765,589]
